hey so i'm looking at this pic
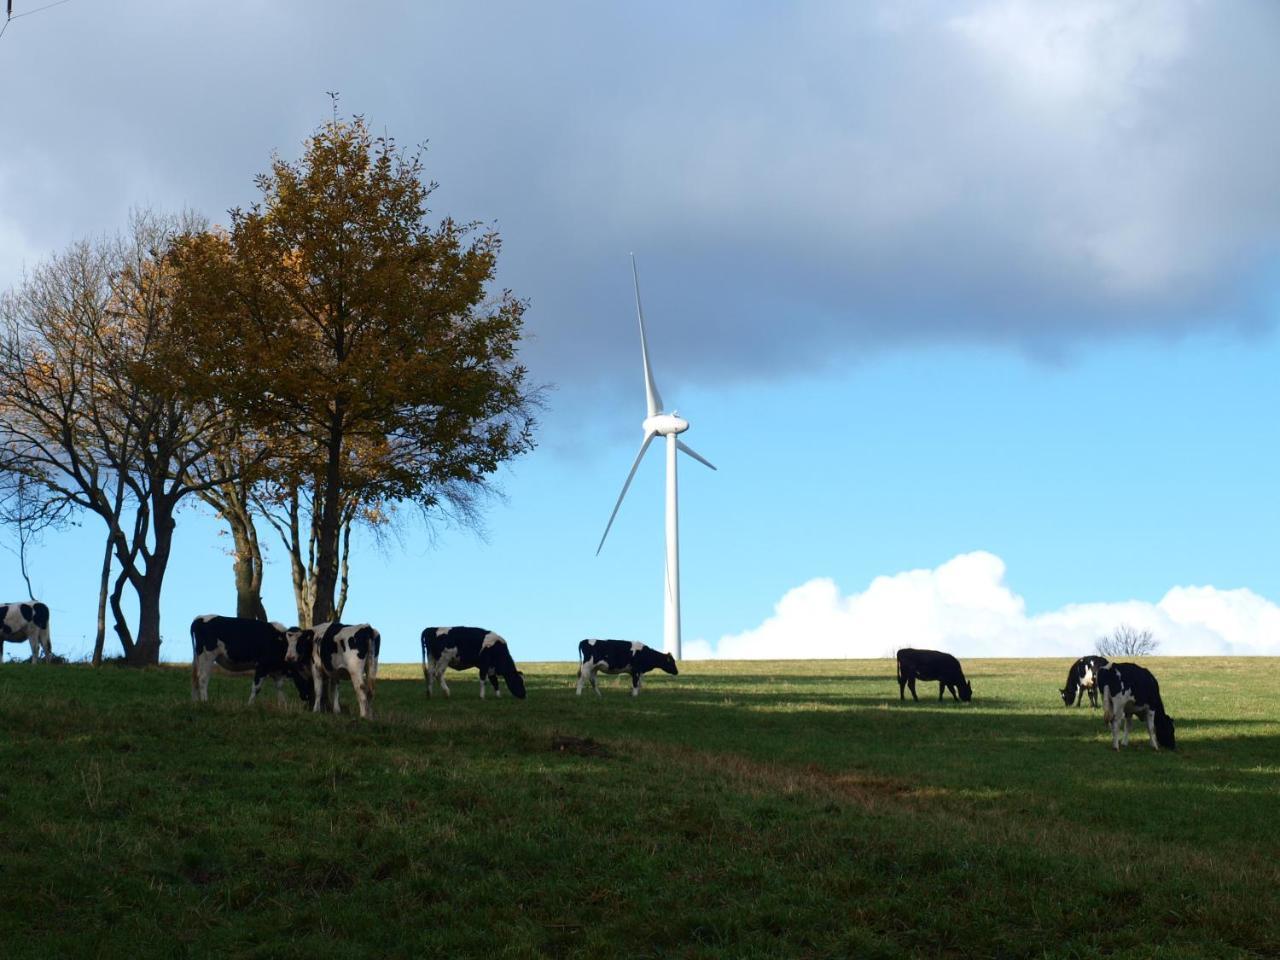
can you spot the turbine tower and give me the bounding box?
[596,255,716,660]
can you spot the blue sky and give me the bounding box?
[2,1,1278,662]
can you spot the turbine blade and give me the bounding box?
[632,254,663,418]
[676,439,716,471]
[596,431,657,555]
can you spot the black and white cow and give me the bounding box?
[1060,655,1109,708]
[0,601,52,662]
[285,622,381,719]
[190,615,313,705]
[576,638,677,697]
[1098,661,1176,751]
[896,648,973,702]
[421,626,527,700]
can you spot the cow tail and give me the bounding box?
[190,621,200,694]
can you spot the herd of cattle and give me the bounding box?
[3,602,1175,750]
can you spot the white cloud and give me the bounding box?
[688,551,1280,659]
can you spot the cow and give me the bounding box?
[285,621,381,719]
[1060,655,1109,708]
[896,648,973,702]
[0,601,52,663]
[421,626,526,700]
[576,638,677,697]
[190,615,313,705]
[1098,661,1176,751]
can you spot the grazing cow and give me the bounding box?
[190,615,313,705]
[896,648,973,702]
[576,638,677,697]
[421,626,527,700]
[1098,661,1176,751]
[0,601,52,662]
[1060,655,1109,708]
[285,622,381,719]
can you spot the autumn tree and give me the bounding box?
[0,212,243,665]
[171,114,538,625]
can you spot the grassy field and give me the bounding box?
[1,657,1277,960]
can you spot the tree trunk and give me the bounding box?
[109,565,134,660]
[310,417,344,625]
[230,512,267,620]
[92,534,112,667]
[128,579,163,666]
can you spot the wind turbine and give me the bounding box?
[596,255,716,661]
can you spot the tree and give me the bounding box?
[1096,624,1159,658]
[171,113,539,625]
[0,212,244,665]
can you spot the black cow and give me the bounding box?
[190,615,312,705]
[896,648,973,702]
[0,601,52,663]
[576,638,677,697]
[421,626,526,700]
[1098,661,1176,751]
[285,621,381,719]
[1060,655,1109,708]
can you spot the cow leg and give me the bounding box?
[576,662,588,696]
[479,673,487,699]
[1121,714,1132,748]
[1145,710,1159,750]
[248,671,265,704]
[194,651,218,702]
[27,636,38,663]
[312,666,325,713]
[344,652,371,718]
[437,663,451,698]
[590,664,602,698]
[492,675,502,698]
[275,676,288,706]
[1110,713,1123,750]
[631,671,640,697]
[908,677,918,701]
[330,678,342,714]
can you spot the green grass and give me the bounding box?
[1,657,1277,959]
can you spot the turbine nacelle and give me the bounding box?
[644,413,688,436]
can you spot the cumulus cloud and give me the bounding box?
[686,551,1280,659]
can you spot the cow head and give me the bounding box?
[1154,713,1177,750]
[660,652,678,676]
[504,668,527,699]
[958,680,973,702]
[1059,686,1074,707]
[284,627,314,663]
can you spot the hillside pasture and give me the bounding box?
[1,657,1277,959]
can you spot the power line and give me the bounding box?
[1,0,75,41]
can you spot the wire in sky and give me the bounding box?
[1,0,75,41]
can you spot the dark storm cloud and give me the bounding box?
[2,0,1277,409]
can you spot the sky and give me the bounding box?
[1,0,1278,663]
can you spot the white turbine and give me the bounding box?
[596,255,716,661]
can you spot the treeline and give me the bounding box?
[0,114,538,665]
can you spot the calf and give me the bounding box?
[0,601,52,663]
[421,626,526,699]
[286,622,380,719]
[190,615,313,705]
[896,648,973,702]
[1098,661,1176,751]
[1060,655,1109,708]
[576,638,677,697]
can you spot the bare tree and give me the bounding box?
[0,212,246,665]
[1096,624,1159,658]
[0,472,70,597]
